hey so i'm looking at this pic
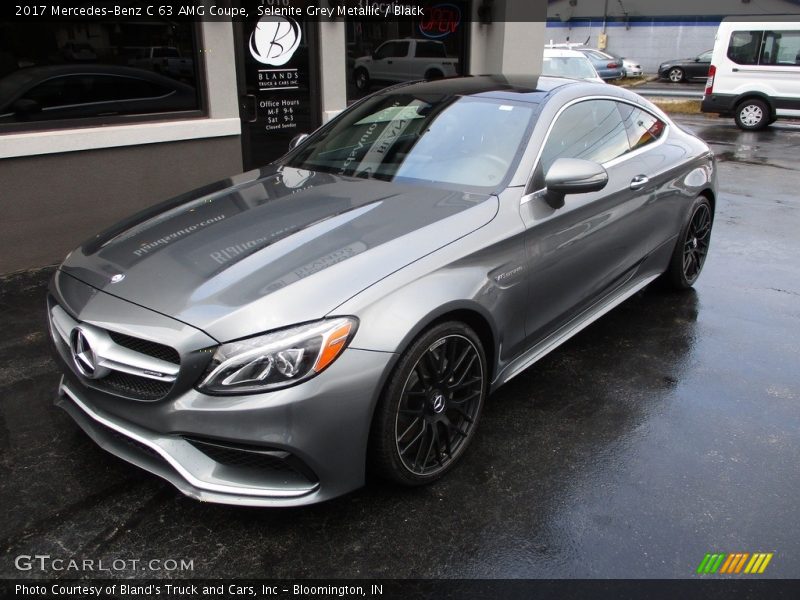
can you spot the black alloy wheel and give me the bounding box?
[370,322,487,485]
[664,195,713,289]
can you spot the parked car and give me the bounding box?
[605,52,643,77]
[542,48,604,83]
[701,17,800,130]
[48,75,716,506]
[353,38,457,91]
[127,46,193,80]
[658,50,713,83]
[0,64,196,123]
[545,44,624,80]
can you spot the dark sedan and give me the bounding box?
[48,75,716,506]
[658,50,713,83]
[0,64,196,124]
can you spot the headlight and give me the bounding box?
[197,317,357,395]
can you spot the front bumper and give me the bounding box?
[55,346,395,506]
[49,270,396,506]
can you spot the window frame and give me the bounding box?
[0,22,208,136]
[524,96,670,196]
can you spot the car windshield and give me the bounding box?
[542,56,598,80]
[287,93,536,190]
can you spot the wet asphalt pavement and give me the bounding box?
[1,115,799,580]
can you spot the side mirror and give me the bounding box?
[11,98,42,115]
[543,158,608,209]
[288,133,309,150]
[371,51,379,60]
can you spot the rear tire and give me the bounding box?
[425,69,444,81]
[663,195,713,290]
[734,98,770,131]
[369,321,487,486]
[354,68,370,92]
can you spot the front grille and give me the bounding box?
[108,331,180,365]
[185,438,318,484]
[95,371,173,401]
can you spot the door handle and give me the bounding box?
[630,175,650,190]
[387,60,393,64]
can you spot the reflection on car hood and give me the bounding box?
[61,165,497,341]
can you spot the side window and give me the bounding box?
[87,76,171,102]
[727,31,763,65]
[374,43,394,60]
[698,51,713,62]
[375,42,409,60]
[538,99,630,180]
[761,30,800,66]
[617,103,666,151]
[415,42,447,58]
[392,42,410,58]
[24,76,89,108]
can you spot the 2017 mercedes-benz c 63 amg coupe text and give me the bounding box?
[48,76,716,506]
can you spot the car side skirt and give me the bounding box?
[490,236,676,392]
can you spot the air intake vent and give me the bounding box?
[96,371,173,401]
[108,331,180,365]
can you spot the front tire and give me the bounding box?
[663,196,713,289]
[735,98,770,131]
[369,322,487,486]
[668,67,685,83]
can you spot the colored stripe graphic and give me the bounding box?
[699,552,773,574]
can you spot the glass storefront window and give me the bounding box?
[0,20,202,130]
[345,1,470,102]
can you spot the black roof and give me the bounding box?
[376,74,576,104]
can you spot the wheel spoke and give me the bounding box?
[451,389,482,405]
[448,375,482,392]
[401,421,427,456]
[450,405,475,424]
[398,416,422,442]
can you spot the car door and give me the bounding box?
[371,41,409,82]
[689,51,712,79]
[518,99,660,343]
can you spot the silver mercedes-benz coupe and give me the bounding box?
[48,75,716,506]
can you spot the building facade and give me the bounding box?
[0,1,545,274]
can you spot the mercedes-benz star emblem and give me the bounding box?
[71,329,98,378]
[110,273,125,283]
[432,393,446,414]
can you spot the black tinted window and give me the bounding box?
[0,20,199,130]
[727,31,763,65]
[415,42,447,58]
[376,42,410,59]
[540,100,630,175]
[87,75,171,102]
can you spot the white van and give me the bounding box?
[701,17,800,130]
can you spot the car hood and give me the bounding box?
[60,165,497,342]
